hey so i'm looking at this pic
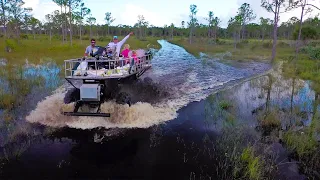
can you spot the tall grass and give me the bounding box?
[240,146,264,180]
[283,130,318,157]
[214,126,276,180]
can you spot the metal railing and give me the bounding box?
[64,54,152,79]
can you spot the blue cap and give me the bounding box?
[113,36,118,39]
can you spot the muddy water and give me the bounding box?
[1,41,315,179]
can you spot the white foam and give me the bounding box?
[26,91,178,130]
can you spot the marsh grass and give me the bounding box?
[204,94,238,129]
[282,128,320,177]
[0,36,161,65]
[283,130,318,157]
[239,146,264,180]
[169,38,301,62]
[279,109,320,178]
[219,100,232,110]
[2,135,31,162]
[214,126,276,180]
[256,108,282,135]
[0,64,48,121]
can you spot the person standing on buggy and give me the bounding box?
[106,32,134,57]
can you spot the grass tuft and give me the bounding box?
[219,100,232,110]
[240,146,263,180]
[283,130,318,157]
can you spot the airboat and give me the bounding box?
[62,45,154,117]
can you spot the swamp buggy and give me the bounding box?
[62,46,153,117]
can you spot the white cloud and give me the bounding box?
[23,0,60,22]
[119,3,169,27]
[23,0,40,9]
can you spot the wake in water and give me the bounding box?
[26,40,270,130]
[26,90,178,129]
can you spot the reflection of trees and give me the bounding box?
[250,70,309,133]
[265,74,273,113]
[310,82,320,136]
[250,74,274,116]
[290,77,296,113]
[252,69,305,112]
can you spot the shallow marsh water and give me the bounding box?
[0,40,318,179]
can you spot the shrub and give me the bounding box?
[216,38,227,45]
[98,36,106,41]
[82,36,90,40]
[53,35,62,40]
[307,41,320,47]
[240,39,249,44]
[283,130,318,157]
[207,39,217,45]
[262,41,273,48]
[0,93,16,110]
[4,39,17,52]
[299,46,320,60]
[293,26,318,41]
[250,42,260,50]
[260,111,281,129]
[277,41,290,47]
[20,34,28,39]
[219,100,232,110]
[73,35,80,39]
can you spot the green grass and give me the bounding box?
[219,100,232,110]
[282,57,320,93]
[0,35,161,65]
[240,146,263,180]
[169,37,311,62]
[283,130,318,157]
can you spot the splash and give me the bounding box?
[25,91,178,130]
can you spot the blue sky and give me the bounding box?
[24,0,320,28]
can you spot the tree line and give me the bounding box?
[1,1,320,58]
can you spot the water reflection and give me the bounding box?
[204,69,318,129]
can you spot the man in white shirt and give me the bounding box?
[106,32,134,57]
